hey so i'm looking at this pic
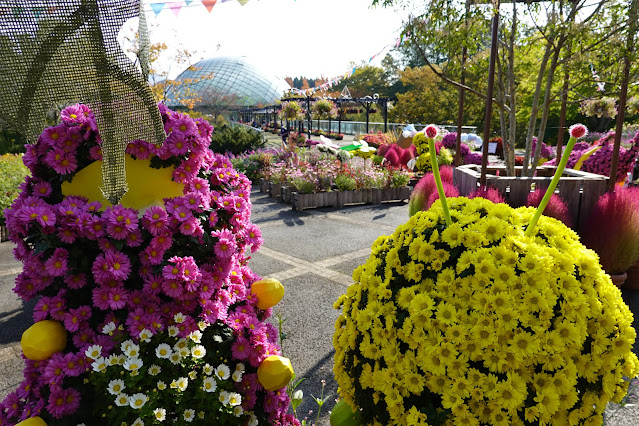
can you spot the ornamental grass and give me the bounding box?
[334,196,639,426]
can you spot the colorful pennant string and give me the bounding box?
[147,0,249,16]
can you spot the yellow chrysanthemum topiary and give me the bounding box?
[333,196,639,426]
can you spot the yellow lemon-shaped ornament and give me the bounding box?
[21,320,67,361]
[61,155,184,212]
[257,355,294,391]
[251,278,285,309]
[16,417,47,426]
[330,400,362,426]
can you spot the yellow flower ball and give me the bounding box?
[333,197,639,425]
[21,320,67,361]
[257,355,294,391]
[251,278,285,309]
[15,417,47,426]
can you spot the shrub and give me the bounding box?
[526,189,573,228]
[0,154,29,225]
[468,186,506,204]
[335,173,356,191]
[209,123,265,155]
[580,187,639,274]
[291,176,316,194]
[334,197,639,425]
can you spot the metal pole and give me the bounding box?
[383,99,388,133]
[455,46,467,167]
[480,1,500,186]
[556,64,569,161]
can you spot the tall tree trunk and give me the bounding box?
[522,39,554,177]
[505,1,517,176]
[531,37,565,173]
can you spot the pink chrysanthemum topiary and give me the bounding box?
[525,189,573,228]
[468,186,506,204]
[0,104,297,426]
[580,187,639,275]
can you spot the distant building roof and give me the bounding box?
[166,56,290,109]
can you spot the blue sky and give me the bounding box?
[139,0,411,80]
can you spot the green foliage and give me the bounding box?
[291,177,315,194]
[209,124,265,155]
[335,173,356,191]
[0,126,27,155]
[0,154,29,225]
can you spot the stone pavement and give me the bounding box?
[1,188,639,425]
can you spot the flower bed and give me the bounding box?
[0,104,298,425]
[292,187,412,211]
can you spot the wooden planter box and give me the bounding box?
[0,226,8,242]
[268,182,283,198]
[292,187,412,211]
[453,165,608,227]
[280,186,298,204]
[258,178,269,193]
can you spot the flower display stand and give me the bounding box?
[292,187,412,211]
[453,165,608,227]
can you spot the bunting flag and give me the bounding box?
[150,2,165,16]
[202,0,217,12]
[167,2,182,16]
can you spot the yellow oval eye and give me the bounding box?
[61,155,185,212]
[257,355,294,391]
[250,278,285,309]
[21,320,67,361]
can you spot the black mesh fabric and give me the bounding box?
[0,0,165,204]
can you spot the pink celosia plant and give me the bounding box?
[580,187,639,275]
[525,189,573,228]
[467,186,506,204]
[408,170,457,217]
[0,104,297,425]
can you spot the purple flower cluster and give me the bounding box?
[0,104,296,425]
[531,137,554,159]
[545,131,639,182]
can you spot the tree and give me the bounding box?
[196,87,242,118]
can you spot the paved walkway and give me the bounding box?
[1,189,639,425]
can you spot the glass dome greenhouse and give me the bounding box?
[166,56,290,109]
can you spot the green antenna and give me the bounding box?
[525,124,588,236]
[426,125,452,226]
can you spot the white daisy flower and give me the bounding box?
[125,344,140,358]
[138,328,152,343]
[235,363,246,373]
[155,343,172,359]
[248,413,259,426]
[154,408,166,421]
[203,364,214,375]
[233,405,244,417]
[129,393,148,409]
[117,354,126,365]
[114,393,129,407]
[107,354,120,365]
[218,390,230,405]
[183,409,195,422]
[188,370,197,380]
[102,322,116,334]
[123,357,143,372]
[202,376,217,393]
[169,352,182,365]
[148,364,161,376]
[198,411,205,419]
[232,370,243,383]
[174,338,189,351]
[188,330,203,343]
[120,339,135,353]
[168,325,180,337]
[178,347,190,357]
[198,321,209,331]
[172,377,188,392]
[157,381,167,390]
[91,357,107,373]
[213,335,223,343]
[132,418,144,426]
[191,345,206,359]
[107,379,125,395]
[228,392,242,406]
[215,364,231,380]
[85,344,102,360]
[173,312,186,323]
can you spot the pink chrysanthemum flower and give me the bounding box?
[179,217,203,237]
[83,216,105,240]
[168,113,198,137]
[64,273,87,290]
[92,250,132,283]
[46,386,81,419]
[45,147,78,175]
[126,139,155,160]
[214,238,236,259]
[150,233,172,252]
[107,286,129,310]
[188,177,210,195]
[41,126,67,147]
[142,206,170,236]
[57,227,76,244]
[104,205,138,240]
[165,132,192,156]
[60,104,90,125]
[45,248,69,277]
[569,123,588,139]
[32,181,52,198]
[172,205,194,222]
[126,229,143,247]
[43,353,67,386]
[88,145,103,161]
